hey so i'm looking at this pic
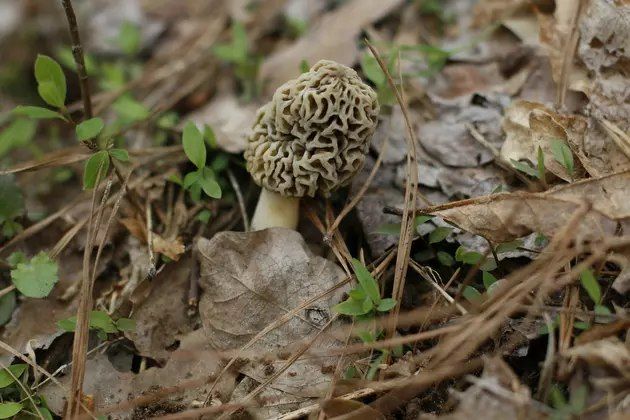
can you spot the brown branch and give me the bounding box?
[61,0,93,125]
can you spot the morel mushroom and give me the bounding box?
[245,60,380,230]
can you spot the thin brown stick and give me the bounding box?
[325,132,388,238]
[60,0,93,124]
[67,165,108,418]
[0,285,16,299]
[226,168,250,231]
[365,40,418,340]
[555,0,584,109]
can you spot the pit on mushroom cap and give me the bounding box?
[245,59,380,230]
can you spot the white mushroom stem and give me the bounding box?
[251,188,300,231]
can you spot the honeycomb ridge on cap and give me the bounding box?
[245,60,380,197]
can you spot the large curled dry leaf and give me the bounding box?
[577,0,630,132]
[501,100,586,180]
[433,358,544,420]
[501,100,629,178]
[126,256,195,362]
[42,329,234,416]
[197,228,348,401]
[424,171,629,243]
[260,0,403,93]
[562,338,630,381]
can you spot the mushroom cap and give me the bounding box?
[244,60,380,198]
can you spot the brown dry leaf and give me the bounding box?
[321,398,385,419]
[151,234,185,261]
[426,170,630,243]
[119,217,147,242]
[537,1,590,93]
[127,255,195,362]
[420,101,504,168]
[433,357,543,419]
[577,0,630,131]
[187,93,259,153]
[259,0,404,94]
[472,0,532,27]
[500,100,587,181]
[42,329,235,416]
[197,228,348,404]
[563,338,630,381]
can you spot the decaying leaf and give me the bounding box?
[151,234,185,261]
[501,100,585,180]
[321,398,385,419]
[432,357,544,419]
[187,93,258,153]
[197,228,348,404]
[42,329,235,416]
[577,0,630,131]
[425,170,629,243]
[613,263,630,295]
[563,338,630,381]
[420,102,504,168]
[260,0,404,93]
[126,256,195,362]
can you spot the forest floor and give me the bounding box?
[0,0,628,419]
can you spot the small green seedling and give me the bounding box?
[58,310,135,340]
[0,118,37,160]
[333,258,396,316]
[361,49,398,106]
[0,175,25,238]
[334,259,398,380]
[511,146,546,184]
[461,271,500,305]
[11,54,134,191]
[579,269,612,324]
[116,21,142,57]
[550,139,575,177]
[178,122,222,201]
[549,384,587,420]
[0,363,53,419]
[455,246,497,271]
[374,214,433,236]
[213,21,261,101]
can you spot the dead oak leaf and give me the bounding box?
[562,338,630,381]
[197,228,349,399]
[260,0,404,94]
[423,170,630,243]
[501,100,587,181]
[151,234,185,261]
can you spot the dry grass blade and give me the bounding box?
[67,166,109,418]
[326,132,388,238]
[0,148,90,175]
[364,40,418,340]
[555,0,584,109]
